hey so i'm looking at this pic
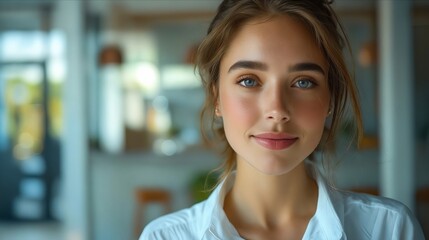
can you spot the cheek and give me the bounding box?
[291,96,329,131]
[219,89,257,128]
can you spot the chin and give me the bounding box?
[251,157,304,176]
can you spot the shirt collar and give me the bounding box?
[203,173,242,239]
[304,162,345,239]
[201,163,345,240]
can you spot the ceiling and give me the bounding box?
[1,0,428,31]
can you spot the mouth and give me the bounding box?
[251,133,298,150]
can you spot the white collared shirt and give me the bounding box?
[140,166,425,240]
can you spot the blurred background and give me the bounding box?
[0,0,428,239]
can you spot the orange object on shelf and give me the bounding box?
[133,188,172,237]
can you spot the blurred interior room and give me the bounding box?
[0,0,428,240]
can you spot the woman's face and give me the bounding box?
[217,15,330,175]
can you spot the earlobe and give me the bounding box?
[327,107,333,117]
[212,85,221,117]
[215,105,222,117]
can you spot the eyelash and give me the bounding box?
[292,78,317,89]
[237,75,260,88]
[236,76,317,89]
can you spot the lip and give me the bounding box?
[252,132,298,150]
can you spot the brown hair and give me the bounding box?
[197,0,363,183]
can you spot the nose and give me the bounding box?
[263,86,290,123]
[266,111,289,123]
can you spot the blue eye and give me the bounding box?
[294,79,314,89]
[238,78,259,87]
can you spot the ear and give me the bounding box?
[327,102,333,117]
[212,84,222,117]
[215,103,222,117]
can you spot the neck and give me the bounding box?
[224,161,318,230]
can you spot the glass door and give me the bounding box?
[0,61,59,221]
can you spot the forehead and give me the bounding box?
[221,15,327,71]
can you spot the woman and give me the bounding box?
[140,0,425,239]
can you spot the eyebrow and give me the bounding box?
[228,60,325,76]
[289,62,325,76]
[228,60,268,73]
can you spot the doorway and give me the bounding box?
[0,61,61,221]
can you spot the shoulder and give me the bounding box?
[139,200,209,240]
[336,189,408,214]
[332,189,425,239]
